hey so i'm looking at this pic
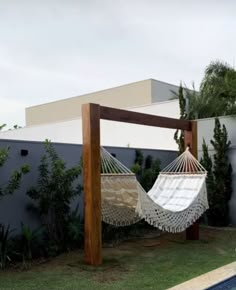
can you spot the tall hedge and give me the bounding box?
[200,118,232,226]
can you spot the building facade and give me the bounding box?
[2,100,180,150]
[25,79,179,126]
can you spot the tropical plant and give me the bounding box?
[174,60,236,154]
[188,60,236,119]
[20,223,42,267]
[27,140,82,253]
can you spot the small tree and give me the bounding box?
[174,82,186,154]
[210,118,232,225]
[200,118,232,226]
[200,139,214,211]
[27,140,82,252]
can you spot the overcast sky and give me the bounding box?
[0,0,235,128]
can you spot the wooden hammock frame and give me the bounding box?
[82,103,198,266]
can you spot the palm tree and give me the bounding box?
[186,60,236,119]
[173,60,236,152]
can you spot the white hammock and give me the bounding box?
[101,147,142,226]
[136,148,209,233]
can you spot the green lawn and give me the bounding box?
[1,227,236,290]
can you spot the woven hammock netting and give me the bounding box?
[101,147,209,233]
[101,147,142,226]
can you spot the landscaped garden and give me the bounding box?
[1,227,236,290]
[0,60,236,289]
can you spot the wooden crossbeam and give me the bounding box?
[100,105,191,130]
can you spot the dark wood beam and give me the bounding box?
[100,105,191,130]
[184,121,199,240]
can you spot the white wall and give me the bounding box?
[0,100,179,150]
[197,116,236,151]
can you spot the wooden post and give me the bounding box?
[82,103,102,265]
[184,121,199,240]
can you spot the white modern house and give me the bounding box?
[0,100,180,150]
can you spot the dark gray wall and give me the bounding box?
[151,79,179,102]
[0,139,177,232]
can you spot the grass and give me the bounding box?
[1,227,236,290]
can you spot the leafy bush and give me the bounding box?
[0,147,29,198]
[0,143,29,269]
[67,204,84,249]
[20,223,42,267]
[131,150,161,191]
[9,224,43,267]
[27,140,82,253]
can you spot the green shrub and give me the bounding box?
[0,147,29,198]
[200,118,232,226]
[131,150,161,191]
[27,140,82,253]
[67,204,84,249]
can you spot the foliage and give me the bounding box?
[0,224,13,270]
[174,60,236,155]
[12,125,22,130]
[27,140,82,253]
[130,163,141,175]
[186,60,236,120]
[130,149,143,180]
[200,118,232,226]
[20,223,42,267]
[200,139,214,212]
[0,147,29,199]
[67,205,84,249]
[134,149,144,166]
[173,82,186,153]
[0,124,6,131]
[210,118,232,225]
[131,150,161,191]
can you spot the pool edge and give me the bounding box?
[167,261,236,290]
